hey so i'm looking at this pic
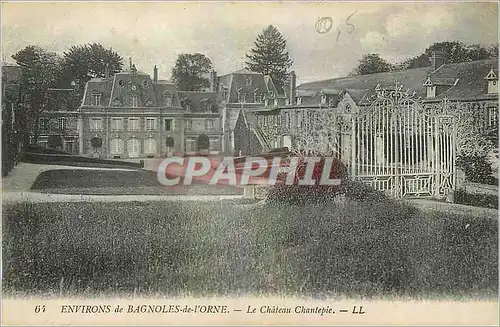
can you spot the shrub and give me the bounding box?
[457,154,493,184]
[455,188,499,209]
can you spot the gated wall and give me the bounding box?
[293,84,457,199]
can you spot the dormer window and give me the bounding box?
[423,77,435,98]
[296,97,302,105]
[238,93,246,103]
[485,68,498,94]
[321,95,327,104]
[164,96,172,107]
[221,87,228,102]
[274,99,278,106]
[131,95,139,107]
[142,80,149,88]
[264,99,269,107]
[91,93,102,106]
[285,98,290,105]
[254,93,261,103]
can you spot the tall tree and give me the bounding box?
[62,43,123,93]
[12,46,63,144]
[171,53,213,91]
[396,41,497,69]
[245,25,293,92]
[350,53,394,76]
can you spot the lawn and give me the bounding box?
[2,199,497,299]
[30,169,243,195]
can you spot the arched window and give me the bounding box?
[145,138,157,154]
[127,138,141,158]
[110,138,124,155]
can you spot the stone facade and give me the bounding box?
[78,65,222,159]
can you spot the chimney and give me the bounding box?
[153,65,158,83]
[210,70,217,92]
[431,51,445,71]
[288,71,297,105]
[104,63,110,79]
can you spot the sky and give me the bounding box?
[1,1,498,85]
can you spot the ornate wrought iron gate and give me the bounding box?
[348,95,456,198]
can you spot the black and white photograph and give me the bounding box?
[1,1,498,325]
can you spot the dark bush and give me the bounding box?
[455,189,498,209]
[457,154,494,184]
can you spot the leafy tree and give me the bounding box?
[350,53,394,76]
[245,25,293,92]
[171,53,213,91]
[62,43,123,93]
[12,46,64,144]
[396,41,497,69]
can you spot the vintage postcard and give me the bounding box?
[1,1,498,326]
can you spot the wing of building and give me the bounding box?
[78,65,222,159]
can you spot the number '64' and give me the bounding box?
[34,305,46,313]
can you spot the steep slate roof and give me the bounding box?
[297,66,433,103]
[297,58,499,104]
[81,69,184,108]
[217,69,284,103]
[431,59,498,100]
[177,91,218,113]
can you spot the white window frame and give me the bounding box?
[274,99,278,106]
[296,97,302,105]
[58,118,67,131]
[39,118,48,130]
[131,94,139,107]
[185,119,192,130]
[164,96,173,107]
[145,117,157,131]
[426,86,436,98]
[90,118,103,131]
[185,138,197,153]
[92,94,102,106]
[145,138,157,154]
[127,138,141,158]
[128,117,140,131]
[321,95,327,104]
[110,117,124,131]
[110,138,124,155]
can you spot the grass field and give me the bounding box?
[30,169,243,195]
[2,198,497,299]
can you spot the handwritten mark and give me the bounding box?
[315,17,333,34]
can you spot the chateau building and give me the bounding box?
[215,68,285,156]
[78,63,222,159]
[243,54,499,154]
